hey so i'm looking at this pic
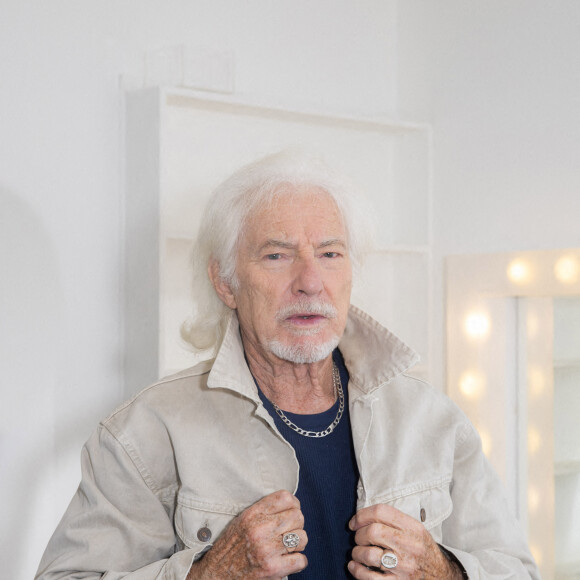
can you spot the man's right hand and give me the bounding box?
[187,490,308,579]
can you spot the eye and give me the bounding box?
[266,253,282,260]
[322,251,340,258]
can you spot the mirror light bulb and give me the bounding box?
[528,366,546,398]
[507,259,532,284]
[529,545,542,567]
[528,426,541,454]
[554,255,580,284]
[464,312,491,339]
[459,371,485,399]
[528,485,540,514]
[478,428,492,457]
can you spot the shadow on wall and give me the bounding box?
[0,187,69,579]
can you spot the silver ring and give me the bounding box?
[381,551,398,569]
[282,532,300,550]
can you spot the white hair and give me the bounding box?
[180,150,376,353]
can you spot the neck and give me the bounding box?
[243,337,336,414]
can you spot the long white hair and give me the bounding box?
[180,150,376,354]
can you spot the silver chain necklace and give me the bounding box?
[271,363,344,438]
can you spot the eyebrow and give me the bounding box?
[318,238,347,249]
[258,239,296,253]
[257,238,347,253]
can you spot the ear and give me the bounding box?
[208,260,237,310]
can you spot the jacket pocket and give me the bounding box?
[371,476,453,543]
[174,493,240,558]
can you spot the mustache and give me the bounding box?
[275,300,338,321]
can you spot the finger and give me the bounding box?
[281,529,308,553]
[240,491,303,532]
[354,521,398,549]
[280,553,309,577]
[256,489,301,515]
[351,544,387,570]
[348,560,392,579]
[350,503,421,532]
[260,504,304,541]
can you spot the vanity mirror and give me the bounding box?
[447,249,580,580]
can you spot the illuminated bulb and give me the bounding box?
[464,312,491,339]
[459,371,485,399]
[528,485,540,514]
[507,259,532,284]
[554,255,580,284]
[478,429,492,457]
[528,366,546,398]
[526,312,539,340]
[529,544,542,567]
[528,427,541,454]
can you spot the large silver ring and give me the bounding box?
[282,532,300,550]
[381,551,398,569]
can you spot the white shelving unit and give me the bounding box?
[124,86,433,396]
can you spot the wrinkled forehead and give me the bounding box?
[242,184,346,242]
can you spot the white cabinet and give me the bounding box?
[124,87,432,395]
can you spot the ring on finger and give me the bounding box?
[381,551,398,570]
[282,532,300,550]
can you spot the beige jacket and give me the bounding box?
[36,307,539,580]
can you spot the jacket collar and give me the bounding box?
[339,305,420,394]
[206,306,420,400]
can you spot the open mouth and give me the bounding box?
[287,314,326,323]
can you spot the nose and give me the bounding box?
[291,255,324,296]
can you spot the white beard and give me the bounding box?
[267,334,340,364]
[267,298,341,363]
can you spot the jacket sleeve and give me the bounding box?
[441,420,540,580]
[35,424,197,580]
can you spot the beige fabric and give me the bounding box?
[35,306,539,579]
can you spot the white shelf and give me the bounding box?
[124,86,433,396]
[163,86,430,133]
[556,561,580,580]
[554,359,580,369]
[553,354,580,470]
[555,461,580,477]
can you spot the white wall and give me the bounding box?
[2,2,580,578]
[398,0,580,387]
[0,2,397,578]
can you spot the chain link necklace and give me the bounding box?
[271,363,344,438]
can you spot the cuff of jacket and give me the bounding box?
[438,544,469,579]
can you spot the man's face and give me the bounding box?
[220,188,352,365]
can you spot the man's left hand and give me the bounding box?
[347,504,463,579]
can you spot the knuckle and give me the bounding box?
[375,503,390,519]
[237,509,251,526]
[261,558,279,575]
[279,489,299,506]
[292,507,305,527]
[368,522,384,538]
[239,503,259,521]
[245,524,266,545]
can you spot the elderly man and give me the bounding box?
[36,153,539,580]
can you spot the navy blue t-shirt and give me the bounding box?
[257,349,358,579]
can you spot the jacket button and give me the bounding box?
[420,508,426,522]
[197,527,212,542]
